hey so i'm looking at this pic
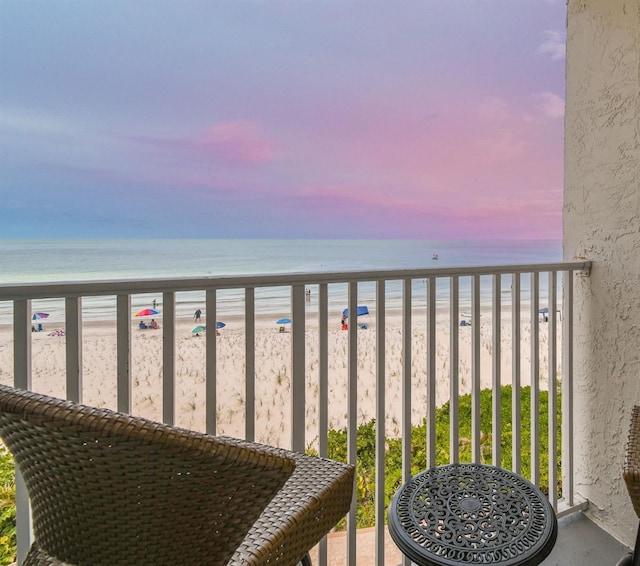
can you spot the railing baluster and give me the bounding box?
[548,271,558,510]
[401,277,412,566]
[319,284,329,458]
[471,275,481,463]
[13,300,31,393]
[562,270,574,506]
[205,289,217,435]
[13,299,32,566]
[375,280,386,566]
[450,276,459,464]
[530,272,540,486]
[162,291,175,426]
[512,274,521,474]
[65,297,82,403]
[116,294,131,413]
[291,284,306,453]
[346,281,358,566]
[427,277,437,468]
[318,283,329,566]
[402,278,412,486]
[245,288,255,443]
[492,275,502,467]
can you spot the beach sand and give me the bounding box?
[0,308,560,450]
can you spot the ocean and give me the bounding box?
[0,239,562,325]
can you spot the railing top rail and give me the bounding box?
[0,261,590,300]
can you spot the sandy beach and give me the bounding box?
[0,307,560,450]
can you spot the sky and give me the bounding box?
[0,0,566,240]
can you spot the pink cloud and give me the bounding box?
[478,97,511,122]
[533,92,564,119]
[123,121,278,168]
[294,93,547,196]
[476,129,527,163]
[538,30,566,61]
[274,181,561,240]
[193,121,278,165]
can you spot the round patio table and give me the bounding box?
[388,463,557,566]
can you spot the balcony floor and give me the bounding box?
[316,511,630,565]
[541,511,629,565]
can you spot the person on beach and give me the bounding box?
[194,309,202,322]
[152,299,157,309]
[150,319,159,329]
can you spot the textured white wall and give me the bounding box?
[564,0,640,546]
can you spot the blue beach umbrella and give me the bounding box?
[276,318,292,325]
[216,321,226,329]
[342,306,369,318]
[539,307,561,320]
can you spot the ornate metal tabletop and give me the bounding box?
[388,463,557,566]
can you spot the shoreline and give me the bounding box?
[0,301,562,333]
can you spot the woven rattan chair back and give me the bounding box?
[615,405,640,566]
[0,384,296,566]
[624,406,640,519]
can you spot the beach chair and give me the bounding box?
[0,384,354,566]
[617,405,640,566]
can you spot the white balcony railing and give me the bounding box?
[0,260,590,565]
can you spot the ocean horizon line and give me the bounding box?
[0,239,564,326]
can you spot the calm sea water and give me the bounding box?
[0,239,562,325]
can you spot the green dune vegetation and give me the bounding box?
[308,385,562,529]
[0,444,15,566]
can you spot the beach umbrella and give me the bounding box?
[135,308,159,317]
[342,306,369,318]
[276,318,292,325]
[192,325,207,334]
[32,312,50,320]
[47,329,66,337]
[216,321,226,329]
[539,307,561,320]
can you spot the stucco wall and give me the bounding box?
[564,0,640,547]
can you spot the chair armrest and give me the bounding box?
[227,440,355,566]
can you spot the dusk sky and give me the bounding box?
[0,1,566,240]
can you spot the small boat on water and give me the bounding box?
[432,253,439,260]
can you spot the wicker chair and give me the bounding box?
[617,405,640,566]
[0,384,354,566]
